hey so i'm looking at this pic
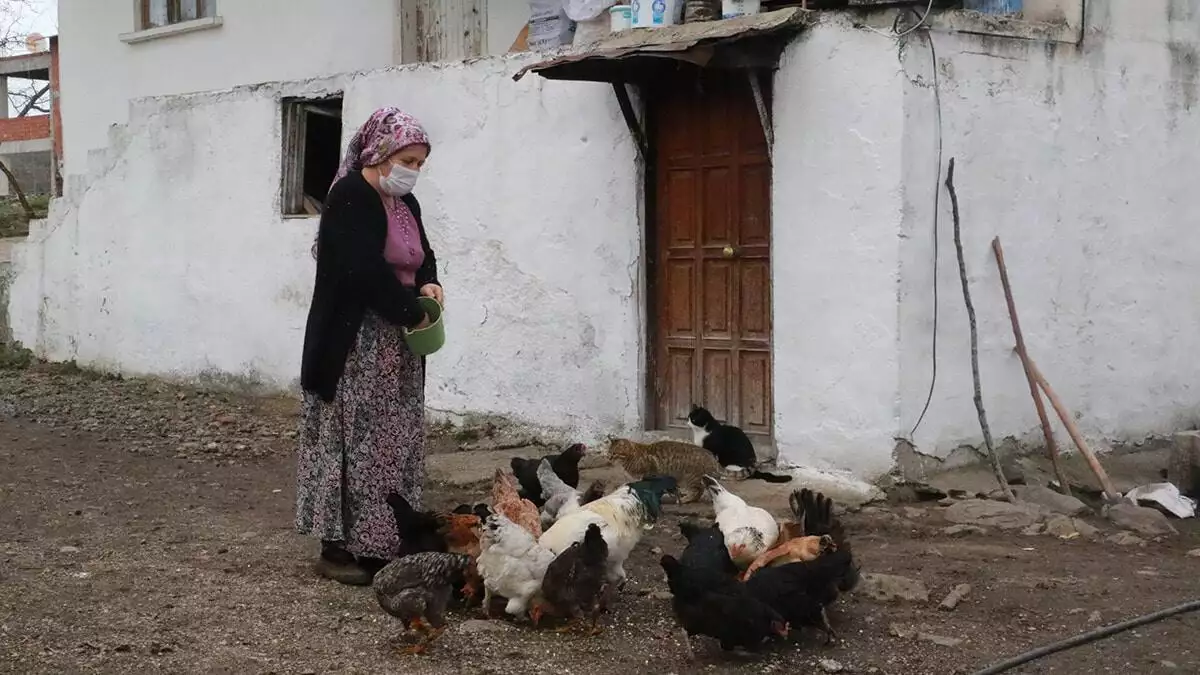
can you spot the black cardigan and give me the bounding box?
[300,171,439,402]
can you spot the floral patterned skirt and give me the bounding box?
[294,311,426,559]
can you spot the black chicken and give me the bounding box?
[536,523,609,634]
[387,492,448,558]
[788,488,860,593]
[510,442,586,506]
[661,553,789,652]
[676,519,739,591]
[743,550,855,644]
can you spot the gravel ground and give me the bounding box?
[2,364,1199,674]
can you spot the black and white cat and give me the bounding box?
[687,405,792,484]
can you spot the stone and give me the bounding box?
[857,574,930,603]
[1106,532,1146,547]
[1011,485,1091,516]
[1022,523,1045,536]
[58,545,80,554]
[456,619,515,634]
[944,499,1048,530]
[1103,503,1178,538]
[1087,610,1102,624]
[1187,548,1200,558]
[818,659,845,673]
[922,633,964,648]
[1043,515,1100,540]
[902,506,926,519]
[939,583,972,611]
[1161,660,1179,669]
[889,624,962,647]
[942,524,987,537]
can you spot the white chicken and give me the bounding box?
[476,512,556,619]
[703,475,780,568]
[538,477,676,586]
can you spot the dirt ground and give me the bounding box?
[2,365,1199,674]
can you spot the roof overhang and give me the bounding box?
[513,8,815,84]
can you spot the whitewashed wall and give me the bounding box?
[13,0,1200,478]
[770,0,1200,475]
[58,0,531,176]
[897,0,1200,459]
[9,56,643,441]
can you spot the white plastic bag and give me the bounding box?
[529,0,577,50]
[563,0,618,22]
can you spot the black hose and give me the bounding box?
[970,599,1200,675]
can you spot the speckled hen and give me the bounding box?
[373,552,473,655]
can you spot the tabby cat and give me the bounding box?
[608,438,723,504]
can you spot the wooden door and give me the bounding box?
[649,69,773,440]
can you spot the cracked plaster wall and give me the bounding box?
[9,0,1200,478]
[770,1,1200,477]
[8,55,643,442]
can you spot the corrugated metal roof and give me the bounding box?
[512,8,814,82]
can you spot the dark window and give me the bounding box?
[281,96,344,217]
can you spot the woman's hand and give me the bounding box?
[420,283,444,306]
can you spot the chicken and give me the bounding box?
[492,468,542,538]
[387,492,448,558]
[435,511,486,606]
[537,457,605,530]
[741,534,834,580]
[789,488,860,593]
[540,476,677,587]
[511,443,586,506]
[742,549,856,644]
[676,519,739,589]
[533,523,609,634]
[373,552,473,655]
[476,512,557,619]
[702,475,779,568]
[452,503,493,521]
[660,553,789,653]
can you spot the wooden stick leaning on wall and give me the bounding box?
[990,237,1073,496]
[1023,357,1121,503]
[945,158,1015,501]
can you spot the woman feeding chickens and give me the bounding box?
[294,107,444,586]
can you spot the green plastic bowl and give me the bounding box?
[403,296,445,356]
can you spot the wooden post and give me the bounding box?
[1024,357,1121,502]
[991,237,1072,496]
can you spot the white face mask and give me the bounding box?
[380,164,419,197]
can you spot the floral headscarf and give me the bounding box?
[332,107,431,188]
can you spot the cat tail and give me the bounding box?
[746,470,793,484]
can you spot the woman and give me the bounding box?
[295,107,444,586]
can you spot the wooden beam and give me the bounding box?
[399,0,486,64]
[611,83,648,160]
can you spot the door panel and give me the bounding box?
[650,69,773,439]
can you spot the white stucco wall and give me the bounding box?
[770,21,907,478]
[897,0,1200,459]
[58,0,532,176]
[769,1,1200,476]
[13,0,1200,478]
[9,55,642,441]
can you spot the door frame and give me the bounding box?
[640,66,776,443]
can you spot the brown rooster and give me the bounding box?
[436,512,486,607]
[492,468,542,538]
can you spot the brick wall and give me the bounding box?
[0,115,51,143]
